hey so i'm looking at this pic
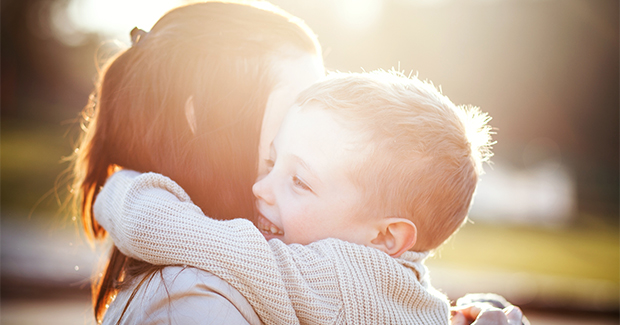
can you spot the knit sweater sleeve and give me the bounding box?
[93,170,342,325]
[94,170,450,325]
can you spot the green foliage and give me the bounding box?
[1,119,75,219]
[430,222,620,283]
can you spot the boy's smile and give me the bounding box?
[252,103,374,245]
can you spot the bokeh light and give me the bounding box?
[52,0,195,45]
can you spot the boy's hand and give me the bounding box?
[451,293,529,325]
[451,304,526,325]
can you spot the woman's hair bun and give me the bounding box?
[130,27,147,46]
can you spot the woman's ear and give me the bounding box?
[369,217,417,257]
[185,96,197,135]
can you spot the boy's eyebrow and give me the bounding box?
[270,140,322,186]
[290,154,321,184]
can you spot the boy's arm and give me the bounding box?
[93,170,262,265]
[93,170,341,325]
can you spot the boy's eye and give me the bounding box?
[292,176,311,191]
[265,159,275,171]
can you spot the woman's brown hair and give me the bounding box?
[70,1,320,322]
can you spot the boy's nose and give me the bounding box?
[252,176,275,205]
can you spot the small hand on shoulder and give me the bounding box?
[450,293,529,325]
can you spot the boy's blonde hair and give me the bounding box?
[296,70,494,251]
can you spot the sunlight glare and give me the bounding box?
[63,0,195,44]
[394,0,452,7]
[335,0,384,31]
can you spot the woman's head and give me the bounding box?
[74,1,323,240]
[72,3,323,320]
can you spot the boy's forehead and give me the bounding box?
[277,102,325,134]
[277,103,372,165]
[288,101,344,128]
[281,102,369,151]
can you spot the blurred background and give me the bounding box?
[1,0,618,324]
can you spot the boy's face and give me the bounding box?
[252,103,373,245]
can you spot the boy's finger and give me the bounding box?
[457,305,483,320]
[450,311,468,325]
[504,306,527,325]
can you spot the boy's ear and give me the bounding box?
[185,96,197,135]
[369,217,417,257]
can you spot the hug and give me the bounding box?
[71,1,525,324]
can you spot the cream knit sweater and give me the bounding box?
[94,170,450,325]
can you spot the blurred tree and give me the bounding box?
[1,0,99,122]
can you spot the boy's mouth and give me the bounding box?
[256,213,284,239]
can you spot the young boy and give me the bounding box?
[94,70,493,324]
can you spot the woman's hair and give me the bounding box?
[70,1,320,322]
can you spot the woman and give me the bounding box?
[71,1,523,324]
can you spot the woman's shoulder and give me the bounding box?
[103,266,262,325]
[157,265,239,293]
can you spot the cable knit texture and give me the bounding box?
[94,170,450,325]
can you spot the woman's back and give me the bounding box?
[104,266,261,325]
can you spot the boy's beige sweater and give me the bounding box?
[94,170,450,325]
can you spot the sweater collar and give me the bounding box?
[397,250,431,285]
